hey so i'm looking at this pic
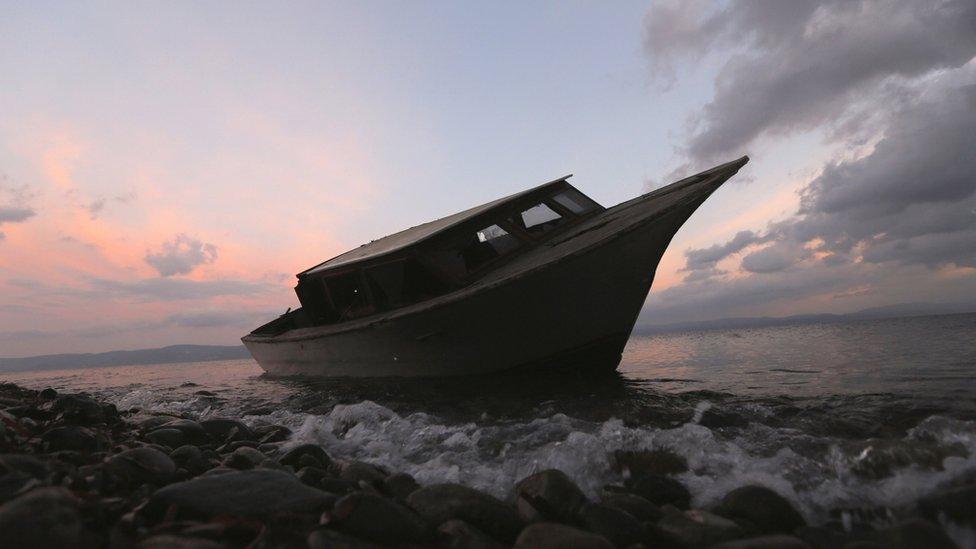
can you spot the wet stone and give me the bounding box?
[254,424,292,443]
[0,453,49,478]
[145,428,185,449]
[577,502,644,548]
[307,528,383,549]
[654,507,745,547]
[0,487,90,547]
[613,448,689,478]
[408,483,523,543]
[200,418,255,443]
[382,471,420,500]
[717,485,806,535]
[514,522,614,549]
[0,471,41,504]
[328,491,427,544]
[338,460,388,484]
[107,447,177,485]
[145,469,336,519]
[169,445,210,474]
[710,534,811,548]
[438,519,506,549]
[794,525,849,549]
[39,387,58,400]
[869,519,958,549]
[600,492,663,522]
[154,419,211,445]
[320,477,363,496]
[296,466,332,488]
[628,474,691,509]
[515,469,588,523]
[279,443,332,469]
[41,425,103,452]
[222,446,266,469]
[52,393,113,424]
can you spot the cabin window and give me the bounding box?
[364,258,449,309]
[551,188,599,215]
[325,271,373,320]
[296,278,338,323]
[513,203,564,236]
[425,223,523,279]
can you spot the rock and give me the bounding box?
[153,419,211,445]
[169,446,210,474]
[870,519,957,549]
[145,428,185,449]
[614,448,688,477]
[407,483,523,542]
[137,535,222,548]
[320,478,364,495]
[438,519,505,549]
[629,474,691,509]
[654,507,744,546]
[515,469,587,523]
[41,425,103,452]
[296,466,332,488]
[307,528,383,549]
[107,447,177,485]
[0,454,49,478]
[710,534,811,548]
[338,460,388,484]
[717,485,805,535]
[222,446,266,469]
[382,472,420,500]
[328,491,427,544]
[600,492,663,522]
[918,483,976,524]
[700,407,750,429]
[199,418,255,442]
[514,522,614,549]
[39,388,58,400]
[0,471,41,504]
[0,487,90,547]
[279,443,332,469]
[577,502,644,548]
[254,424,292,443]
[794,525,849,549]
[145,469,335,519]
[215,440,258,454]
[51,394,112,424]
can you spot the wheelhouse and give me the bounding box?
[251,178,603,334]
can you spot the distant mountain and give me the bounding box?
[0,344,250,373]
[635,301,976,335]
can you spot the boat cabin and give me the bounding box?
[252,177,604,334]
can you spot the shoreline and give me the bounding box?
[0,381,971,548]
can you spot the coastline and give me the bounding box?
[0,381,970,548]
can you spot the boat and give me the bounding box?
[242,156,749,377]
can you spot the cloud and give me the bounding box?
[0,206,35,224]
[645,0,976,164]
[85,198,106,219]
[683,230,766,272]
[86,276,270,301]
[145,234,219,276]
[166,309,279,328]
[642,0,976,323]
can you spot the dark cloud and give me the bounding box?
[644,0,976,163]
[86,198,106,219]
[683,230,765,272]
[740,243,804,274]
[145,234,219,276]
[0,206,35,224]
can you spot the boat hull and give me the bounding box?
[243,158,746,377]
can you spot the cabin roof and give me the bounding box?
[299,174,574,276]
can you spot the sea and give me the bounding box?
[5,313,976,543]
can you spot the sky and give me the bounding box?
[1,1,974,357]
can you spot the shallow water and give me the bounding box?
[4,313,976,543]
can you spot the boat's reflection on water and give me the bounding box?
[261,369,700,427]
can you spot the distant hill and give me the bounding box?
[635,301,976,335]
[0,344,250,373]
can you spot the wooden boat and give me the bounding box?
[243,157,749,376]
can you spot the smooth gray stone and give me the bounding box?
[407,483,523,542]
[437,519,506,549]
[328,491,427,544]
[717,485,806,535]
[515,469,587,523]
[710,534,811,548]
[0,487,90,547]
[107,447,176,484]
[514,522,614,549]
[145,469,335,519]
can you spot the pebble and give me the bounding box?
[279,443,333,469]
[653,506,745,546]
[514,522,615,549]
[718,485,806,535]
[628,473,691,509]
[145,428,185,449]
[106,447,176,485]
[577,502,645,547]
[382,471,420,500]
[515,469,588,523]
[338,460,389,484]
[408,483,523,542]
[600,492,663,522]
[222,446,266,469]
[437,519,506,549]
[328,491,427,544]
[199,418,255,442]
[0,487,89,547]
[144,469,336,519]
[40,425,103,452]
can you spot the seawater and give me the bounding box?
[5,313,976,545]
